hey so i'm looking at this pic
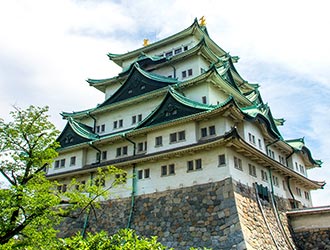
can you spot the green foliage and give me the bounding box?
[57,229,171,250]
[0,106,125,249]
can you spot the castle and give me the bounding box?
[47,18,327,249]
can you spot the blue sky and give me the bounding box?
[0,0,329,206]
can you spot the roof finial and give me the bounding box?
[143,39,149,47]
[199,16,206,27]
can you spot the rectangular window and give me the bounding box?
[188,68,193,76]
[261,169,268,182]
[96,152,100,162]
[54,160,60,169]
[60,159,65,167]
[155,136,163,147]
[116,147,121,157]
[234,156,242,171]
[123,146,128,155]
[101,124,105,132]
[161,165,167,176]
[187,159,202,171]
[170,132,177,143]
[137,142,143,152]
[96,126,100,133]
[132,115,137,124]
[248,133,256,144]
[70,156,76,166]
[258,139,262,149]
[119,119,123,128]
[165,51,173,57]
[296,187,302,196]
[138,170,143,179]
[304,191,310,200]
[218,154,226,166]
[138,114,142,122]
[62,184,67,193]
[144,169,150,178]
[102,151,107,160]
[113,121,118,129]
[201,127,207,138]
[182,71,187,78]
[178,131,185,141]
[272,176,279,186]
[187,160,194,171]
[169,164,175,175]
[209,126,216,136]
[202,96,207,104]
[248,164,257,177]
[161,164,176,176]
[299,165,305,174]
[174,48,182,54]
[268,149,275,159]
[183,46,188,51]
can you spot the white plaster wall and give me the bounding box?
[147,123,197,154]
[135,147,230,195]
[242,121,266,154]
[49,150,84,175]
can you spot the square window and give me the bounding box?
[218,154,226,166]
[183,46,188,51]
[209,126,216,136]
[201,127,207,137]
[70,156,76,166]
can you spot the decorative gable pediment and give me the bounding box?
[137,88,212,128]
[99,64,178,108]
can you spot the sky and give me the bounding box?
[0,0,329,206]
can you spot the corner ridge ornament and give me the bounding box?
[199,16,206,27]
[143,39,149,47]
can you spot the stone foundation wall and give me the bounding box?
[233,182,296,250]
[58,178,246,250]
[292,228,330,250]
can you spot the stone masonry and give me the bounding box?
[57,178,299,249]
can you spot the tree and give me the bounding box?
[0,106,124,248]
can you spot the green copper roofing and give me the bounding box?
[242,104,283,139]
[107,18,227,67]
[286,138,322,167]
[56,118,98,149]
[98,63,178,108]
[136,86,215,128]
[61,108,96,119]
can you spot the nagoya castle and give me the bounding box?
[47,17,329,249]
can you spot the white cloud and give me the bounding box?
[0,0,329,205]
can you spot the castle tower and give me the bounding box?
[47,18,325,249]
